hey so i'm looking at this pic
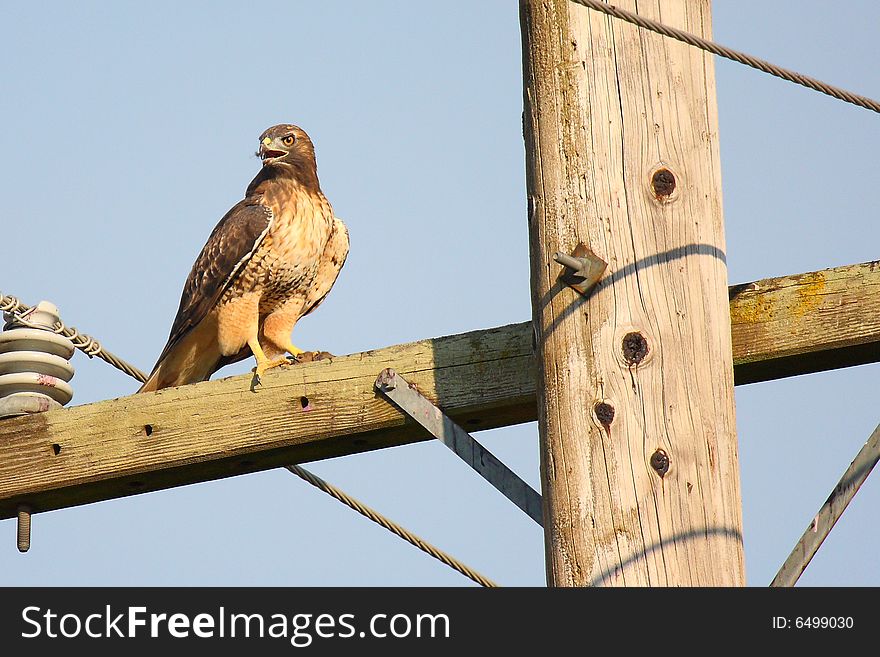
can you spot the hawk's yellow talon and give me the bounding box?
[255,357,292,379]
[286,343,305,358]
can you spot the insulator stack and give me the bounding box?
[0,300,75,554]
[0,301,75,419]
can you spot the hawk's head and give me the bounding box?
[258,124,317,172]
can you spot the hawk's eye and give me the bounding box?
[282,135,295,146]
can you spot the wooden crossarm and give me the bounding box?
[0,260,879,519]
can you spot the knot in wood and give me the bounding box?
[622,332,649,365]
[651,168,676,199]
[594,401,615,427]
[650,449,670,477]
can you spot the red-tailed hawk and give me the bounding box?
[139,124,348,392]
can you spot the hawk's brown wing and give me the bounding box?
[148,199,273,373]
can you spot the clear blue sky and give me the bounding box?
[1,1,878,586]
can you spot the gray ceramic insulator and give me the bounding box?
[0,300,75,419]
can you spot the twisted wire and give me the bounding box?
[286,465,499,587]
[1,293,148,382]
[570,0,880,114]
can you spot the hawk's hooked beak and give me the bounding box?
[259,136,285,165]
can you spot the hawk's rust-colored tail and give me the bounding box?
[137,319,222,393]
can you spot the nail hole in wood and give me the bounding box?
[143,424,153,436]
[300,396,310,409]
[51,443,61,456]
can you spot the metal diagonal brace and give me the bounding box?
[771,420,880,587]
[375,368,543,526]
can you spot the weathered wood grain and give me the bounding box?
[1,261,879,520]
[730,261,880,384]
[521,0,744,585]
[0,323,535,520]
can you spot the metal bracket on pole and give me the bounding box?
[554,243,607,295]
[375,368,543,527]
[771,420,880,587]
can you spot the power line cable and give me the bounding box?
[286,465,499,587]
[1,293,148,382]
[570,0,880,114]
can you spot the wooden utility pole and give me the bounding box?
[521,0,745,585]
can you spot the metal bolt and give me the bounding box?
[553,243,607,295]
[375,368,398,392]
[650,449,670,477]
[17,505,31,553]
[554,252,585,271]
